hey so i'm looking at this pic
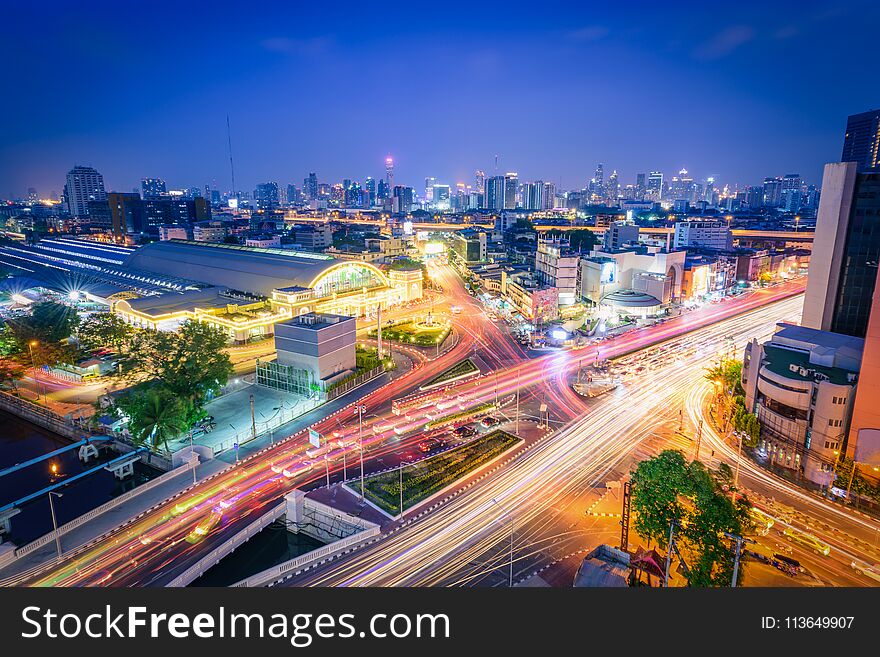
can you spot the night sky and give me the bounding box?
[1,0,877,198]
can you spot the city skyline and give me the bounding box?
[2,0,878,196]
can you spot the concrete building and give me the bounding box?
[502,270,558,324]
[847,265,880,476]
[673,220,732,251]
[159,225,190,241]
[579,246,684,306]
[245,235,282,248]
[273,313,356,385]
[290,224,333,251]
[193,221,227,243]
[742,323,863,485]
[451,228,487,264]
[602,221,640,251]
[802,162,880,338]
[64,166,106,220]
[535,238,580,307]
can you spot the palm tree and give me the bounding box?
[128,389,188,453]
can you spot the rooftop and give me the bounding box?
[762,344,859,386]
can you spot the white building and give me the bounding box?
[673,220,732,251]
[64,166,106,219]
[535,238,580,307]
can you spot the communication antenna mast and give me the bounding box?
[227,115,236,199]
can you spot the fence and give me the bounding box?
[12,461,194,560]
[0,390,79,439]
[325,365,385,401]
[165,501,287,587]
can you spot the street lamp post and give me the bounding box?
[732,431,744,503]
[398,462,405,520]
[28,340,47,406]
[355,405,366,502]
[189,428,196,484]
[48,491,63,559]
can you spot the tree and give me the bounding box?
[631,450,753,586]
[10,301,80,343]
[117,320,233,408]
[0,357,24,393]
[77,313,134,351]
[117,387,190,453]
[545,228,600,252]
[631,450,692,549]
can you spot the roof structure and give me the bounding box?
[123,240,342,297]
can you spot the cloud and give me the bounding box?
[692,25,756,61]
[260,36,332,56]
[568,26,610,42]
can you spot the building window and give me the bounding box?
[828,418,842,428]
[832,396,846,405]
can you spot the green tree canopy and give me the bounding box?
[116,387,190,453]
[77,312,134,352]
[118,320,233,407]
[631,450,753,586]
[10,301,80,343]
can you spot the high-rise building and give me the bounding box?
[781,173,802,212]
[763,176,783,207]
[424,177,436,203]
[475,170,486,195]
[635,173,647,200]
[304,173,318,200]
[432,184,450,210]
[522,181,544,210]
[485,173,517,210]
[802,161,880,338]
[108,192,145,241]
[64,165,106,219]
[392,185,413,213]
[254,182,280,210]
[141,177,166,199]
[385,156,394,191]
[364,177,376,206]
[842,109,880,172]
[647,171,663,200]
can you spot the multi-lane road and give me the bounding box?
[11,268,808,586]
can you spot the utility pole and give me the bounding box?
[619,481,631,552]
[664,520,676,587]
[48,491,63,559]
[325,454,330,487]
[731,535,744,587]
[732,431,744,503]
[694,419,703,461]
[376,305,383,359]
[515,369,521,435]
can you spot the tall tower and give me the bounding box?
[385,156,394,192]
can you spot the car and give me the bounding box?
[480,416,501,428]
[850,560,880,583]
[781,527,831,556]
[453,425,476,438]
[185,507,224,544]
[418,437,446,452]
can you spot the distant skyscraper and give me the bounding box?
[254,182,280,210]
[392,185,412,213]
[141,178,167,199]
[803,161,880,338]
[635,173,647,200]
[522,181,543,210]
[781,173,802,212]
[424,177,436,203]
[385,156,394,191]
[842,109,880,172]
[304,173,318,200]
[64,165,106,219]
[364,177,376,206]
[647,171,663,200]
[475,170,486,195]
[762,176,783,207]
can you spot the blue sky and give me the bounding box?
[1,0,877,197]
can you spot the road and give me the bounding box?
[280,295,806,586]
[13,269,805,587]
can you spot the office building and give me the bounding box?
[254,182,280,211]
[742,323,863,485]
[647,171,663,200]
[673,220,732,250]
[842,109,880,172]
[535,238,580,306]
[485,173,517,210]
[304,173,318,200]
[141,178,167,199]
[451,228,487,264]
[802,162,880,338]
[108,192,145,241]
[603,221,640,251]
[64,165,106,219]
[392,185,413,213]
[763,177,783,207]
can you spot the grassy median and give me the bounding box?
[362,430,521,516]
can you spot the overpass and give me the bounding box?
[279,215,813,244]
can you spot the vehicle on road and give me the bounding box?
[850,560,880,583]
[185,507,224,544]
[453,425,476,438]
[418,437,446,452]
[480,416,501,428]
[781,527,831,556]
